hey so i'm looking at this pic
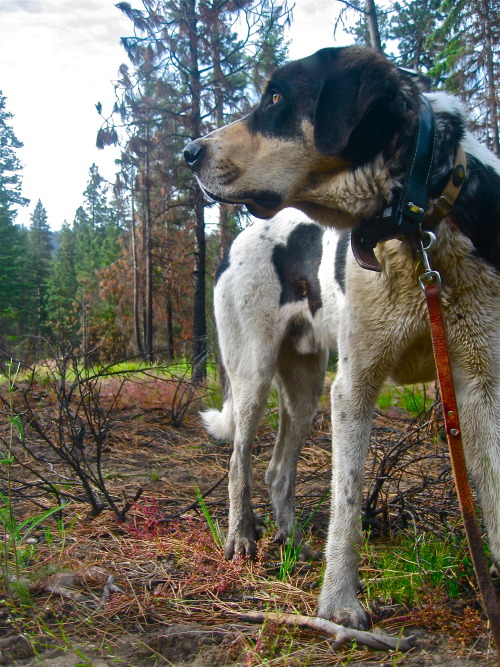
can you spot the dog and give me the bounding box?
[201,212,342,559]
[185,46,500,628]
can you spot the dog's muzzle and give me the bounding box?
[184,140,205,172]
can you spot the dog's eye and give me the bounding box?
[264,91,282,110]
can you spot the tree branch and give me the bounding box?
[240,611,416,652]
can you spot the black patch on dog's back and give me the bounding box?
[335,231,350,293]
[272,223,324,314]
[453,155,500,271]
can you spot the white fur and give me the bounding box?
[426,92,500,176]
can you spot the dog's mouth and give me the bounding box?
[199,185,283,219]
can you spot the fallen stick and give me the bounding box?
[240,611,415,652]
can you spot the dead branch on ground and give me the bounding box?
[241,611,416,652]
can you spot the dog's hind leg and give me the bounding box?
[265,338,328,559]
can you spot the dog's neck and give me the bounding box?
[296,155,398,225]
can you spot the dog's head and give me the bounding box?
[184,46,418,224]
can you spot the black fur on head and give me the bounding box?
[299,47,420,166]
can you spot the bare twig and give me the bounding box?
[160,471,229,522]
[240,611,416,652]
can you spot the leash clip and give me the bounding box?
[418,229,441,290]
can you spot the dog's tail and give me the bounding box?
[200,372,235,441]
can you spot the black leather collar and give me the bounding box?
[351,96,436,271]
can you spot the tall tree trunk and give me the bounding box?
[144,124,154,364]
[217,204,232,264]
[184,0,207,382]
[81,287,88,367]
[130,187,144,357]
[365,0,383,53]
[166,282,174,361]
[192,188,207,381]
[212,15,234,265]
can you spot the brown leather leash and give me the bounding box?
[419,235,500,659]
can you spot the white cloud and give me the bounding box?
[287,0,351,60]
[0,0,131,229]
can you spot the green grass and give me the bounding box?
[377,384,431,417]
[363,530,473,606]
[0,357,220,387]
[194,483,225,548]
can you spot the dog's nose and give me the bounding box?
[184,140,205,168]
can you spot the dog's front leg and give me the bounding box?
[317,365,380,629]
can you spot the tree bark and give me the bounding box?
[166,280,174,361]
[192,187,207,381]
[184,0,207,382]
[365,0,383,53]
[211,14,235,265]
[130,185,144,357]
[144,124,154,364]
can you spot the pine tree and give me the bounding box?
[390,0,442,72]
[338,0,387,52]
[71,165,122,358]
[26,200,53,339]
[0,92,29,354]
[0,192,29,352]
[100,0,291,374]
[46,222,79,345]
[0,91,29,219]
[429,0,500,153]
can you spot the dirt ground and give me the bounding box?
[1,384,498,666]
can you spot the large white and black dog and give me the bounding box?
[185,46,500,628]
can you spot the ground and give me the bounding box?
[0,375,498,666]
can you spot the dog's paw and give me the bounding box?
[224,515,263,560]
[317,596,368,629]
[491,561,500,578]
[224,534,258,559]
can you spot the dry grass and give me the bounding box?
[0,377,497,665]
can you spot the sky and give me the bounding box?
[0,0,351,231]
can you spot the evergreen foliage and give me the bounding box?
[0,92,29,354]
[0,92,29,218]
[26,200,53,339]
[0,193,29,352]
[46,222,79,345]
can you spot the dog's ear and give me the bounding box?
[313,63,398,157]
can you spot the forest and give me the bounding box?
[0,1,500,665]
[1,0,499,377]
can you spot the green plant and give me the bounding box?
[263,387,280,430]
[398,385,429,417]
[194,483,225,548]
[278,491,328,581]
[363,530,472,607]
[278,526,300,581]
[1,360,68,600]
[377,384,430,417]
[377,386,395,411]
